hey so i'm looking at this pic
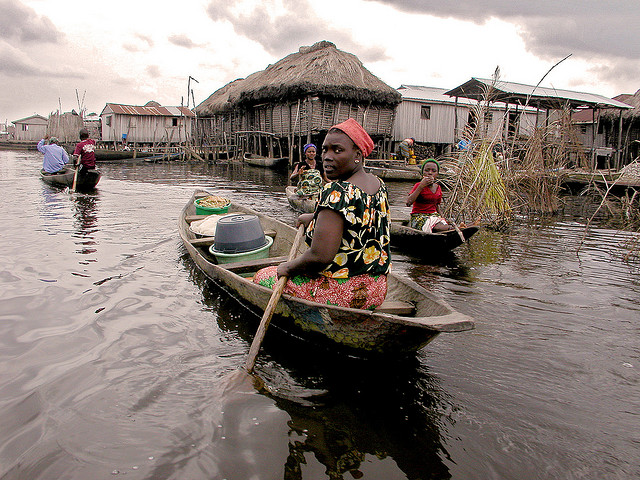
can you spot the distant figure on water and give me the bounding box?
[397,137,415,163]
[290,143,327,196]
[254,118,391,310]
[406,159,454,233]
[38,135,70,174]
[73,128,96,172]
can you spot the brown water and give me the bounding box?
[1,149,639,480]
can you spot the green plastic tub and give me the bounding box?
[209,235,273,264]
[194,198,230,215]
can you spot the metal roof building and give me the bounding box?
[445,78,633,110]
[100,102,195,145]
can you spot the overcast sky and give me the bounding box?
[2,0,638,124]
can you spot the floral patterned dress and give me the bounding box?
[296,168,323,196]
[253,180,392,310]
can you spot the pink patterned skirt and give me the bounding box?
[252,266,387,311]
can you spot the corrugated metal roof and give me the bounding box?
[101,103,195,117]
[398,84,537,111]
[445,78,632,110]
[398,85,475,105]
[12,114,48,124]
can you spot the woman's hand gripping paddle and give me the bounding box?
[244,223,306,374]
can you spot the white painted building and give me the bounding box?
[392,85,540,150]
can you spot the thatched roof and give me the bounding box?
[196,41,401,116]
[196,78,248,115]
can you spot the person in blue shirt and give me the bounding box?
[38,136,70,174]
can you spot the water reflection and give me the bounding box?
[180,252,454,479]
[72,193,100,256]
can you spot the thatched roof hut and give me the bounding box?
[197,41,400,115]
[195,41,400,160]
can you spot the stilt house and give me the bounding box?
[597,89,640,166]
[100,101,195,147]
[445,78,632,169]
[195,41,401,162]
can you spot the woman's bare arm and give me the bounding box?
[277,208,343,277]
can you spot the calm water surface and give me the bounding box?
[0,150,638,480]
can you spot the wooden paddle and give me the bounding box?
[71,161,79,192]
[244,223,306,373]
[451,222,466,244]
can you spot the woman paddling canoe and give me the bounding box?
[254,118,391,310]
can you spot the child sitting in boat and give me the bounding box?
[406,159,454,233]
[290,143,327,196]
[254,119,391,311]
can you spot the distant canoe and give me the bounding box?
[390,218,479,253]
[243,153,288,170]
[94,149,155,161]
[39,167,101,191]
[285,186,317,213]
[143,152,182,163]
[365,165,422,182]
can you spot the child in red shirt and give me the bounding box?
[406,159,453,232]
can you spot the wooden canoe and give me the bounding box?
[39,167,101,191]
[364,164,422,182]
[243,153,288,170]
[390,218,479,253]
[94,148,154,161]
[179,190,474,355]
[285,185,317,213]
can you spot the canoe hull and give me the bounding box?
[179,190,474,355]
[285,186,317,213]
[390,221,479,253]
[365,165,422,182]
[40,168,101,191]
[243,153,288,170]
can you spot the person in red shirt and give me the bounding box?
[73,128,96,171]
[406,159,453,232]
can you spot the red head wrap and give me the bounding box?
[330,118,374,158]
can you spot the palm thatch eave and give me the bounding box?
[195,41,401,116]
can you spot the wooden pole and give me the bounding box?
[244,224,305,373]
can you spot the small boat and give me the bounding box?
[179,190,474,355]
[243,152,288,170]
[94,148,154,161]
[143,152,182,163]
[285,185,317,213]
[39,167,101,191]
[390,218,479,253]
[364,164,422,182]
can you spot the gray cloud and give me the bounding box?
[146,65,162,78]
[363,0,640,93]
[168,34,201,49]
[123,33,155,53]
[0,44,78,78]
[0,0,63,44]
[365,0,640,60]
[206,0,388,63]
[135,33,154,48]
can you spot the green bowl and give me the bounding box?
[194,198,230,215]
[209,235,273,264]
